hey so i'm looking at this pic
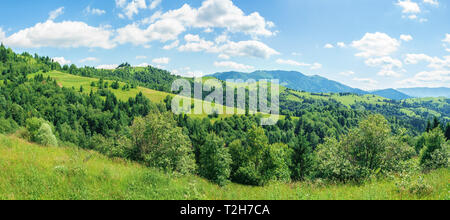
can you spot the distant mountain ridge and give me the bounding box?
[210,70,368,95]
[370,89,411,100]
[397,87,450,98]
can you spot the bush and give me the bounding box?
[198,133,232,186]
[130,112,196,175]
[25,117,57,146]
[420,128,449,171]
[0,117,18,134]
[315,115,415,182]
[90,133,133,159]
[36,123,58,146]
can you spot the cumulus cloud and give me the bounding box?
[365,56,403,77]
[337,42,346,48]
[423,0,439,6]
[115,19,185,45]
[404,54,450,69]
[49,7,64,20]
[52,57,71,65]
[80,57,98,63]
[339,71,355,76]
[152,57,170,64]
[443,34,450,51]
[396,0,421,14]
[150,0,162,10]
[351,32,400,58]
[324,44,334,49]
[400,34,413,42]
[276,59,310,67]
[1,20,115,49]
[353,77,378,88]
[96,64,118,69]
[85,6,106,15]
[214,61,254,70]
[400,70,449,87]
[147,0,275,37]
[116,0,148,19]
[276,59,322,70]
[136,55,147,59]
[163,40,179,50]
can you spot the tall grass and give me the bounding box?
[0,134,448,200]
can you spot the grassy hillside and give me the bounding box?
[1,134,448,200]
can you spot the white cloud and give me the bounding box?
[337,42,346,48]
[324,44,334,49]
[215,34,229,44]
[178,36,216,53]
[400,70,450,87]
[2,20,116,49]
[218,54,230,59]
[116,0,148,19]
[276,59,310,67]
[49,7,64,20]
[0,28,5,42]
[396,0,421,14]
[365,56,403,77]
[339,71,355,76]
[353,78,378,88]
[443,34,450,51]
[218,40,279,59]
[96,64,118,69]
[404,54,450,69]
[148,0,275,37]
[214,61,254,70]
[52,57,71,65]
[276,59,322,70]
[351,32,400,58]
[136,55,147,59]
[423,0,439,6]
[152,57,170,64]
[163,40,179,50]
[85,6,106,16]
[400,34,413,42]
[150,0,162,10]
[115,19,185,45]
[80,57,98,63]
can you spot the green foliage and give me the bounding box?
[419,128,449,171]
[229,126,291,186]
[130,112,196,175]
[315,115,415,182]
[445,123,450,141]
[0,117,18,134]
[36,123,58,146]
[289,132,314,180]
[198,133,232,186]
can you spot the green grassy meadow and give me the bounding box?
[1,134,448,200]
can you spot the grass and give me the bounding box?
[1,134,448,200]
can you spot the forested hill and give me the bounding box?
[211,70,368,94]
[0,44,449,191]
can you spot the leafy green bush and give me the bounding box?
[36,123,58,146]
[130,112,196,175]
[315,115,415,182]
[229,126,292,186]
[90,133,133,159]
[420,128,449,171]
[25,117,57,146]
[198,133,232,186]
[0,117,18,134]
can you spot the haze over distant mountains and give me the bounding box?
[210,70,450,99]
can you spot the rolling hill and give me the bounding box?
[210,70,368,94]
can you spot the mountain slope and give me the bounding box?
[210,70,367,94]
[397,87,450,98]
[1,134,448,200]
[370,89,411,100]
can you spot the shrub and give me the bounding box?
[420,128,449,171]
[90,133,133,159]
[198,133,232,186]
[130,112,196,175]
[26,117,57,146]
[0,117,18,134]
[36,123,58,146]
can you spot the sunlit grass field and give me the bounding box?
[1,134,448,200]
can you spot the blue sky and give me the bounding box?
[0,0,449,90]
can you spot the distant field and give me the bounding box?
[28,71,273,120]
[286,90,389,107]
[1,134,448,200]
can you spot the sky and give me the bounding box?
[0,0,449,90]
